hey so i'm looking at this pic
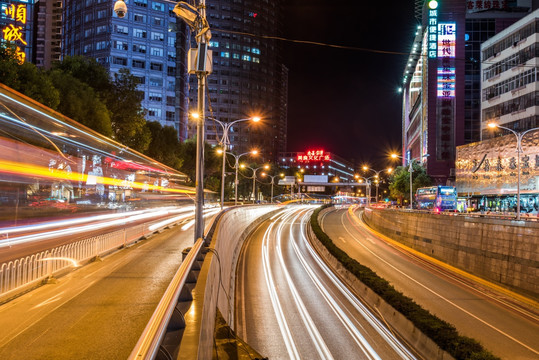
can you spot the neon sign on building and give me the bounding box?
[427,1,439,59]
[297,150,330,162]
[436,21,457,160]
[2,2,28,63]
[437,22,456,98]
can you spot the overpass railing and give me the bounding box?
[0,215,185,302]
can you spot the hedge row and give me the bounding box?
[311,204,499,360]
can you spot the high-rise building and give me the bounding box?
[480,8,539,138]
[188,0,288,162]
[34,0,62,69]
[61,0,288,156]
[62,0,188,137]
[401,0,533,184]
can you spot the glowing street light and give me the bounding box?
[241,164,269,203]
[197,114,260,209]
[488,122,539,220]
[362,166,392,202]
[218,149,258,205]
[390,153,429,209]
[261,172,284,203]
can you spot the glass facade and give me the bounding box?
[189,0,288,161]
[62,0,188,137]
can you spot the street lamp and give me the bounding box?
[115,0,210,242]
[362,166,392,202]
[261,173,284,203]
[204,115,260,209]
[354,174,374,206]
[488,123,539,220]
[217,149,258,206]
[391,153,429,209]
[240,164,269,203]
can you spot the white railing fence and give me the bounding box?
[0,221,163,299]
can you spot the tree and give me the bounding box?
[107,68,150,152]
[178,139,221,191]
[0,45,59,109]
[52,56,111,95]
[53,58,150,152]
[49,70,113,137]
[145,121,183,170]
[388,163,432,205]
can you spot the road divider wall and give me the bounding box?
[362,208,539,299]
[185,205,281,360]
[311,205,501,360]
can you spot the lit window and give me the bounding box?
[252,57,259,63]
[220,52,230,58]
[209,41,219,47]
[152,2,164,11]
[252,48,260,54]
[242,55,251,61]
[151,47,163,56]
[232,53,240,59]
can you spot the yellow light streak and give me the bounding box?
[0,159,196,195]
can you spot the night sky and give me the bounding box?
[283,1,418,168]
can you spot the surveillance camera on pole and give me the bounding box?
[114,0,127,18]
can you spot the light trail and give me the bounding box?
[0,206,197,248]
[341,209,539,356]
[2,206,195,236]
[0,159,195,195]
[261,208,301,359]
[273,207,334,360]
[296,211,416,359]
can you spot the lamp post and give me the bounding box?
[488,123,539,220]
[208,116,260,209]
[262,173,284,203]
[219,150,258,205]
[115,0,210,242]
[362,166,393,202]
[391,153,429,209]
[354,175,373,206]
[241,164,269,203]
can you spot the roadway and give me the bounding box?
[320,206,539,360]
[0,214,208,359]
[235,205,418,360]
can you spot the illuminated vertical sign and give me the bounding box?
[437,68,455,97]
[2,2,28,63]
[437,22,456,58]
[427,1,439,59]
[436,21,457,161]
[437,23,456,98]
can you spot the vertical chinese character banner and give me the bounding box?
[1,1,31,64]
[436,22,456,161]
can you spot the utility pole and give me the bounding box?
[194,0,208,242]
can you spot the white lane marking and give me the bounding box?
[339,212,539,356]
[275,208,334,360]
[31,291,65,310]
[261,210,301,360]
[297,211,414,359]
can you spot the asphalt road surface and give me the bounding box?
[0,217,203,360]
[235,205,418,360]
[320,206,539,360]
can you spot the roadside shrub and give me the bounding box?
[310,205,500,360]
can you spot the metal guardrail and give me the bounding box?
[128,237,204,360]
[0,215,185,300]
